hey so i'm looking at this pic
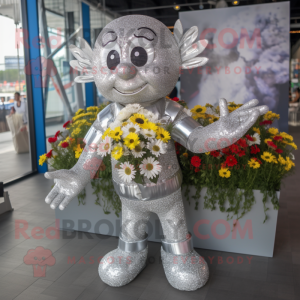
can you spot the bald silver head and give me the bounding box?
[92,15,181,105]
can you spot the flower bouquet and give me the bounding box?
[98,103,171,184]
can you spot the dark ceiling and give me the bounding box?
[89,0,300,47]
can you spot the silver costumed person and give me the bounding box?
[44,15,268,291]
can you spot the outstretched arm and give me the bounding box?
[172,99,268,153]
[44,105,112,210]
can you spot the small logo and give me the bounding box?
[23,246,56,277]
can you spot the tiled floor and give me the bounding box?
[0,127,299,300]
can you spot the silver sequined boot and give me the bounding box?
[160,233,209,291]
[98,234,148,287]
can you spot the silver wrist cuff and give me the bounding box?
[161,232,193,255]
[172,117,201,147]
[83,125,103,145]
[118,233,148,253]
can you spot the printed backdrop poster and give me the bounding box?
[180,2,290,132]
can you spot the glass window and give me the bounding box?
[0,1,33,183]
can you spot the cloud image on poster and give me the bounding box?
[180,2,289,131]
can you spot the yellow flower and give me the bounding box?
[156,127,171,143]
[248,158,260,169]
[58,141,63,147]
[228,106,238,112]
[147,122,158,131]
[261,151,276,163]
[129,113,148,129]
[219,168,231,178]
[288,142,297,150]
[280,132,293,142]
[268,127,278,135]
[124,132,140,150]
[111,145,123,160]
[191,105,207,118]
[75,144,83,158]
[253,127,260,135]
[205,152,210,155]
[75,108,85,116]
[109,127,123,141]
[71,128,81,137]
[205,103,213,108]
[264,138,272,144]
[264,111,280,120]
[39,154,47,166]
[72,112,93,122]
[102,128,111,140]
[87,106,98,112]
[285,157,295,171]
[278,155,286,165]
[122,122,128,127]
[183,153,188,158]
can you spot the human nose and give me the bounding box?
[116,63,137,80]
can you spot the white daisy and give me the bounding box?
[109,120,122,130]
[140,157,162,179]
[141,128,156,139]
[115,142,130,156]
[97,136,111,157]
[118,162,136,183]
[247,133,261,146]
[147,139,167,157]
[139,108,158,122]
[122,122,140,138]
[131,142,146,158]
[183,108,193,117]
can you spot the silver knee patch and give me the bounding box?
[161,232,193,255]
[118,233,148,253]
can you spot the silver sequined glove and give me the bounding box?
[45,130,103,210]
[187,98,268,153]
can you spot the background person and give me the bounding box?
[0,96,9,132]
[10,92,28,131]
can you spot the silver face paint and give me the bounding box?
[45,15,269,292]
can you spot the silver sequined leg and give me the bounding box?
[157,188,209,291]
[98,199,150,287]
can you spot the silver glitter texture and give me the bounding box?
[98,247,148,287]
[44,14,270,291]
[161,247,209,291]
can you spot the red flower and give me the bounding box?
[225,155,237,167]
[273,135,283,141]
[63,120,71,129]
[176,150,180,155]
[275,148,283,154]
[195,167,200,173]
[61,142,69,148]
[191,156,201,167]
[55,130,60,138]
[45,150,53,158]
[238,150,246,157]
[258,160,262,164]
[221,147,231,155]
[267,141,277,150]
[246,134,254,142]
[230,144,240,154]
[211,150,220,157]
[250,145,260,154]
[171,97,179,102]
[237,138,248,148]
[259,120,272,126]
[48,136,57,143]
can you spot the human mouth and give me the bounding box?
[113,83,147,95]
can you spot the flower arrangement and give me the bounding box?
[40,98,297,221]
[98,103,171,184]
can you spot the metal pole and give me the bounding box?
[15,23,21,92]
